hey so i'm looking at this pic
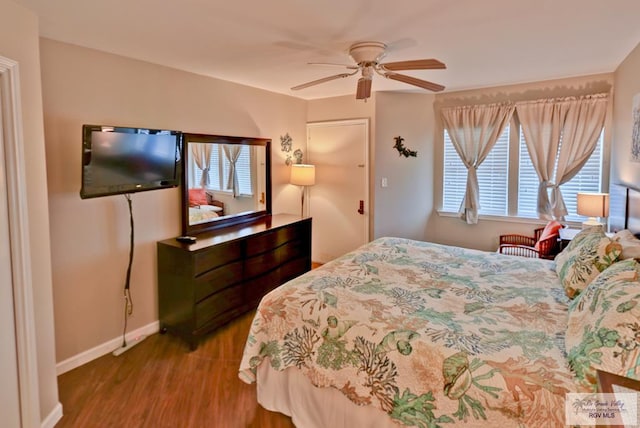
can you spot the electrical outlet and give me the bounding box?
[381,177,388,188]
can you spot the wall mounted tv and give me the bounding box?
[80,125,182,199]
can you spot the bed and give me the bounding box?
[238,185,640,427]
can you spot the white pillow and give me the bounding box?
[199,205,222,212]
[612,229,640,260]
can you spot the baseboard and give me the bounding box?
[56,321,159,375]
[41,402,63,428]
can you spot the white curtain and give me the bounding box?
[191,143,212,188]
[441,103,515,224]
[223,144,242,197]
[516,94,608,219]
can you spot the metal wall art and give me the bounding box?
[280,133,305,165]
[632,94,640,161]
[393,136,417,158]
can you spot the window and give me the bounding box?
[442,123,604,220]
[191,145,254,196]
[443,125,510,215]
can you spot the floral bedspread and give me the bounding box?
[188,206,219,224]
[238,237,582,427]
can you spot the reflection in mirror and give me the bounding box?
[181,133,271,235]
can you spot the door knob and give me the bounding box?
[358,200,364,215]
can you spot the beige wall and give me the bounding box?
[0,0,59,422]
[427,73,614,251]
[39,39,307,362]
[374,91,436,240]
[611,42,640,186]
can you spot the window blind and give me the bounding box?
[442,126,509,215]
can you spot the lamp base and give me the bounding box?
[582,217,603,229]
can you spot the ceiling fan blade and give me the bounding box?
[356,78,372,100]
[291,72,354,90]
[308,62,359,69]
[381,59,446,71]
[384,73,445,92]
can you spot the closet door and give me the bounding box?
[307,119,369,263]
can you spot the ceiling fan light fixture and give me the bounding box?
[356,77,372,100]
[349,41,387,65]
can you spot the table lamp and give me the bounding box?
[576,192,609,229]
[290,164,315,217]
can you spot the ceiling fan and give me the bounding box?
[291,41,446,100]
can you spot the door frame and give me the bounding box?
[1,56,41,427]
[306,118,371,247]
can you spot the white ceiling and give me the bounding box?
[13,0,640,100]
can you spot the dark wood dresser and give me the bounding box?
[157,214,311,350]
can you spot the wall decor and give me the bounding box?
[632,93,640,161]
[280,133,292,153]
[280,133,293,165]
[393,136,417,158]
[280,133,305,165]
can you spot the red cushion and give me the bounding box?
[535,220,563,250]
[188,188,208,207]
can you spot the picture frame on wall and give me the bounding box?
[632,93,640,161]
[596,369,640,428]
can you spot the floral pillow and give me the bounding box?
[565,259,640,390]
[555,226,622,299]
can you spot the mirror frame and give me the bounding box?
[181,132,272,235]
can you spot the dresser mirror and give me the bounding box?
[181,133,271,235]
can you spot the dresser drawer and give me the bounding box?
[280,256,311,284]
[195,282,245,328]
[244,269,280,306]
[245,225,299,257]
[194,260,243,302]
[244,249,278,279]
[277,239,307,262]
[193,241,241,276]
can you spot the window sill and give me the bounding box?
[436,210,582,228]
[205,189,254,198]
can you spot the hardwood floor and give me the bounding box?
[56,311,295,428]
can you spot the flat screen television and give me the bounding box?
[80,125,182,199]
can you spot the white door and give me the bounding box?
[307,119,369,263]
[0,85,21,428]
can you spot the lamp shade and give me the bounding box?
[290,164,315,186]
[576,192,609,217]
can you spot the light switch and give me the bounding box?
[381,177,388,188]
